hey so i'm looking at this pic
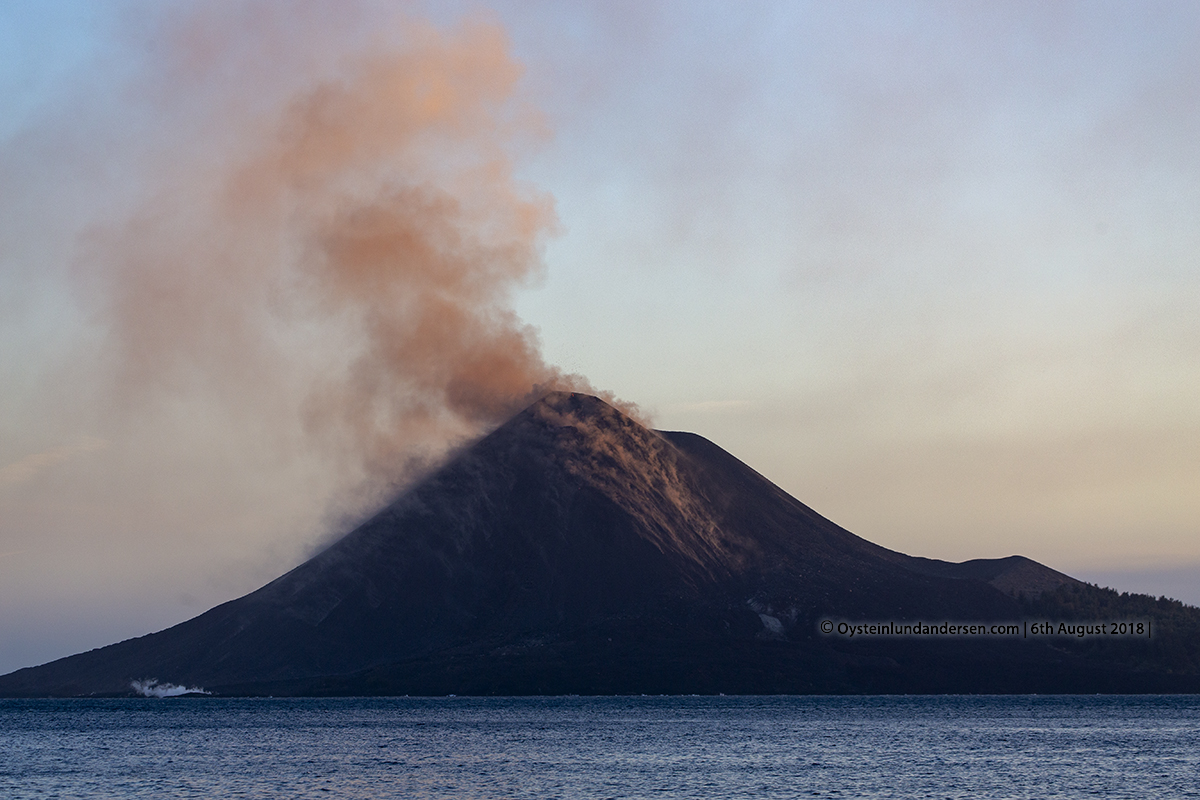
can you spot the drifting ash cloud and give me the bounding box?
[0,437,107,487]
[70,2,632,498]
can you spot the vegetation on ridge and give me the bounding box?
[1025,582,1200,676]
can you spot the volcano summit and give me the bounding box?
[2,392,1198,695]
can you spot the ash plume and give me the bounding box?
[69,2,635,491]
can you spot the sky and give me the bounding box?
[1,0,1198,675]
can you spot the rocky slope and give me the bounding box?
[2,392,1195,695]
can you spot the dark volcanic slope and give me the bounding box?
[3,392,1197,696]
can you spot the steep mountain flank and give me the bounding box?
[2,392,1196,695]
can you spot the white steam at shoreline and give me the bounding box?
[131,679,210,698]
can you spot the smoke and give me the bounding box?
[130,679,209,698]
[0,437,107,487]
[66,2,632,495]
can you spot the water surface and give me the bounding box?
[2,695,1197,798]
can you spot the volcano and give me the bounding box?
[2,392,1198,695]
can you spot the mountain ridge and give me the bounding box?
[2,391,1197,696]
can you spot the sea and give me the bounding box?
[1,695,1197,799]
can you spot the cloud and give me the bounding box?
[45,2,642,498]
[0,437,107,487]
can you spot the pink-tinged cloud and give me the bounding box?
[79,4,636,486]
